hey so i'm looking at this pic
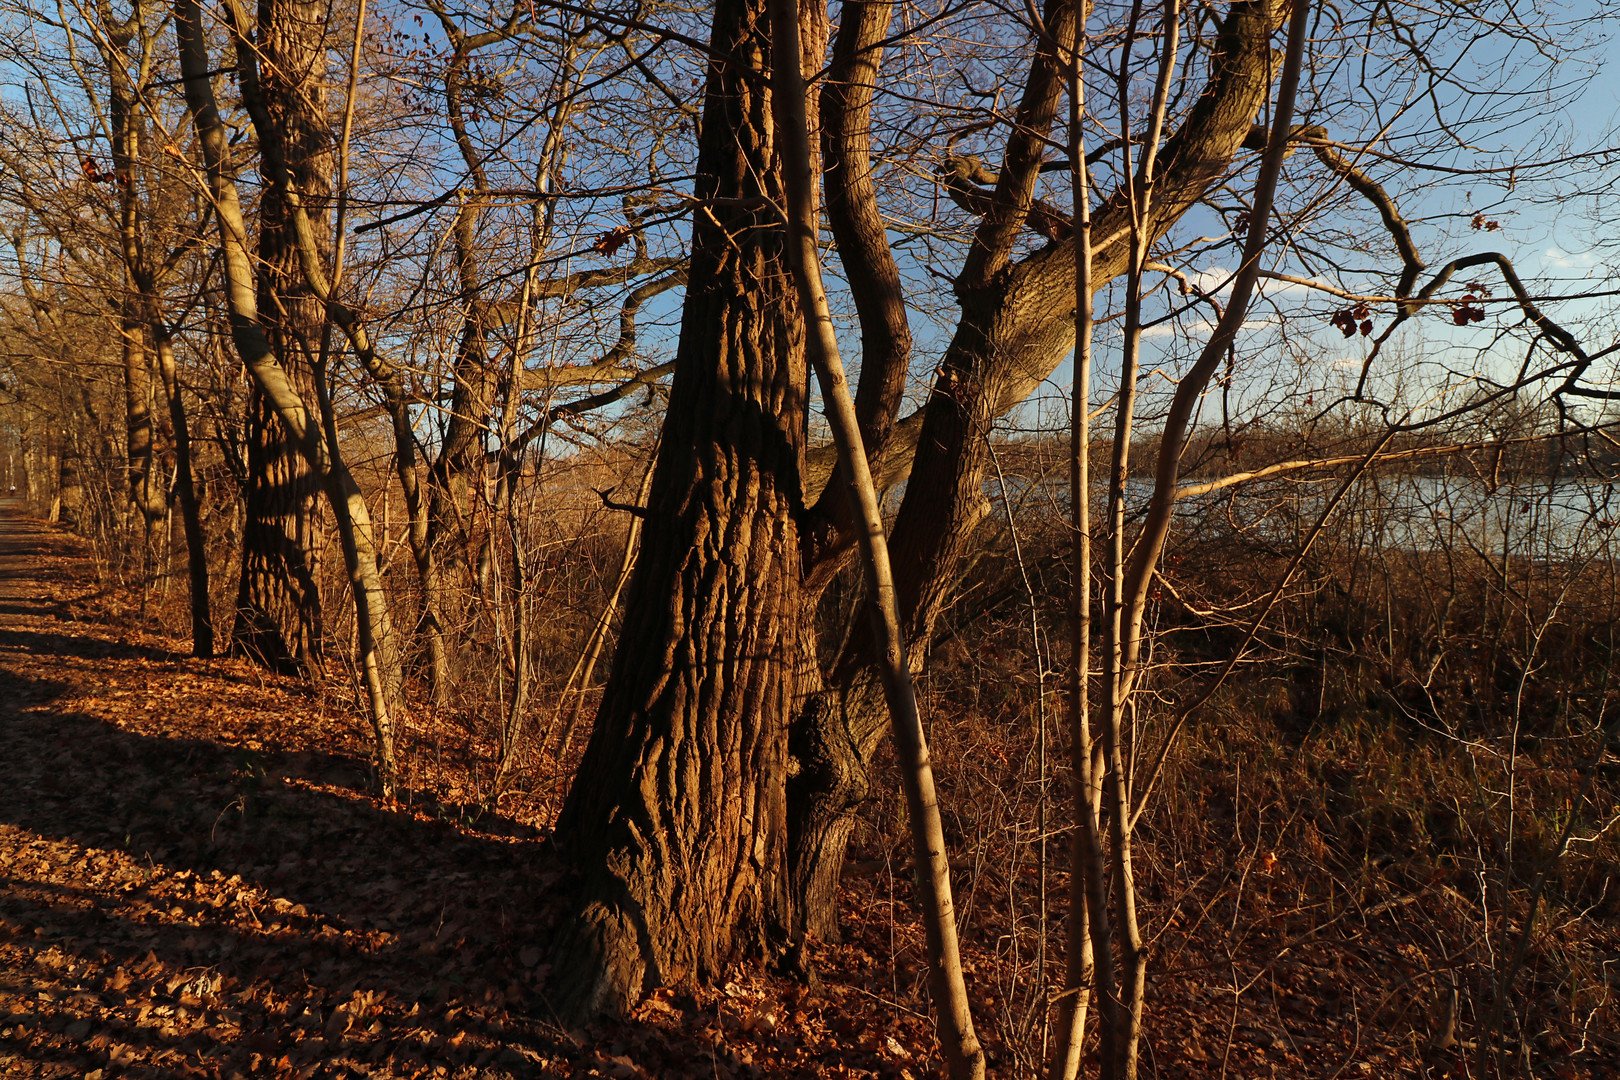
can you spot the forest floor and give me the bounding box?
[0,502,1613,1079]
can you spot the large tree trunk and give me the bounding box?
[782,0,913,943]
[234,374,325,672]
[772,10,984,1063]
[231,0,332,675]
[546,0,813,1019]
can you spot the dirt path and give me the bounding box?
[0,507,578,1078]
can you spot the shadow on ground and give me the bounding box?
[0,511,783,1080]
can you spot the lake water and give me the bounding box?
[1160,474,1620,560]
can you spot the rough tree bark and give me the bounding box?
[545,0,816,1018]
[230,0,332,675]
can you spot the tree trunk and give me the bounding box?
[120,303,161,541]
[782,0,912,945]
[421,37,499,701]
[231,0,332,676]
[421,313,489,698]
[546,0,812,1018]
[417,215,486,704]
[57,437,82,528]
[107,52,164,554]
[23,433,48,512]
[786,679,874,943]
[40,433,61,521]
[151,316,215,657]
[1048,17,1096,1078]
[233,386,325,673]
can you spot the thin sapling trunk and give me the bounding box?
[770,3,984,1076]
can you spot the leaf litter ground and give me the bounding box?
[0,507,1613,1079]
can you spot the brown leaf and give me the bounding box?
[592,225,634,257]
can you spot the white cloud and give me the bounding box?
[1545,247,1595,270]
[1140,315,1275,339]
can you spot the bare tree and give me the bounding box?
[174,0,403,782]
